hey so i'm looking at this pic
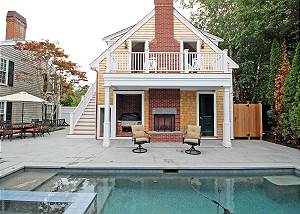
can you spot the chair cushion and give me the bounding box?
[26,128,39,132]
[184,138,199,144]
[186,125,201,139]
[135,137,149,143]
[134,131,145,138]
[12,130,21,134]
[131,125,144,132]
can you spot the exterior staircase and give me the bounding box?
[67,83,96,138]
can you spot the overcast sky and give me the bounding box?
[0,0,190,85]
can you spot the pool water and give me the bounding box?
[1,173,300,214]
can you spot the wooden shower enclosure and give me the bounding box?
[233,102,263,139]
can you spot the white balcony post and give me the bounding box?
[103,86,111,147]
[223,86,231,148]
[145,40,150,73]
[106,50,111,73]
[184,49,189,73]
[223,49,228,73]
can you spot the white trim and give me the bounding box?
[113,91,144,138]
[196,91,217,137]
[97,104,113,140]
[102,25,134,42]
[104,73,232,88]
[0,58,9,85]
[91,8,239,70]
[90,10,155,69]
[0,101,7,121]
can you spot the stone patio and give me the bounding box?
[0,128,299,176]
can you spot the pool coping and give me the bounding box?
[1,164,300,180]
[0,190,96,214]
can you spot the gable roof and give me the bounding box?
[102,25,134,43]
[90,8,238,69]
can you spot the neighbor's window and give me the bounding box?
[0,58,8,84]
[0,102,5,121]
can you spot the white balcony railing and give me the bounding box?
[108,50,227,73]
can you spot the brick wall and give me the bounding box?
[6,11,27,40]
[149,0,180,52]
[180,91,197,131]
[149,89,180,131]
[116,94,142,120]
[150,132,182,142]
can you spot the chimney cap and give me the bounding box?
[6,11,27,26]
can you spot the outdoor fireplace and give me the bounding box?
[153,108,176,132]
[154,114,175,132]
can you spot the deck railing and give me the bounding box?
[108,51,227,73]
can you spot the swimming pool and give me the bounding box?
[0,169,299,214]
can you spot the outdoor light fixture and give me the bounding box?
[124,40,128,49]
[201,40,205,49]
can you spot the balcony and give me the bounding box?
[107,51,228,73]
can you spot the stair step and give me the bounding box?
[85,109,96,112]
[72,130,95,135]
[74,126,96,131]
[81,114,96,119]
[78,118,95,122]
[77,122,95,126]
[67,134,95,139]
[83,112,96,116]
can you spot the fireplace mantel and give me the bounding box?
[152,108,177,115]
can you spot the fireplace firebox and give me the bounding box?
[154,114,175,132]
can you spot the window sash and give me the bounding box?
[0,101,6,121]
[0,58,8,85]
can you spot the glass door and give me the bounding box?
[199,94,214,136]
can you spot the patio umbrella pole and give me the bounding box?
[22,102,24,124]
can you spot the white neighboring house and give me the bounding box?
[0,11,55,123]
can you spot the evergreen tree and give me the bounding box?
[267,40,281,105]
[274,38,291,137]
[281,43,300,139]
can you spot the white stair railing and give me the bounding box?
[69,82,96,134]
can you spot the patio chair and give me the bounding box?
[183,125,201,155]
[131,125,150,153]
[1,122,22,141]
[40,120,50,136]
[25,121,41,137]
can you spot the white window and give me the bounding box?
[0,102,6,121]
[0,58,8,85]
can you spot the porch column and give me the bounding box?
[223,86,231,147]
[103,86,110,147]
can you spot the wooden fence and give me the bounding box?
[233,102,263,139]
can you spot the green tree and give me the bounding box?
[180,0,299,103]
[274,39,291,137]
[267,40,281,106]
[281,43,300,139]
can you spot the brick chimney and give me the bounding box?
[5,11,27,40]
[149,0,180,52]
